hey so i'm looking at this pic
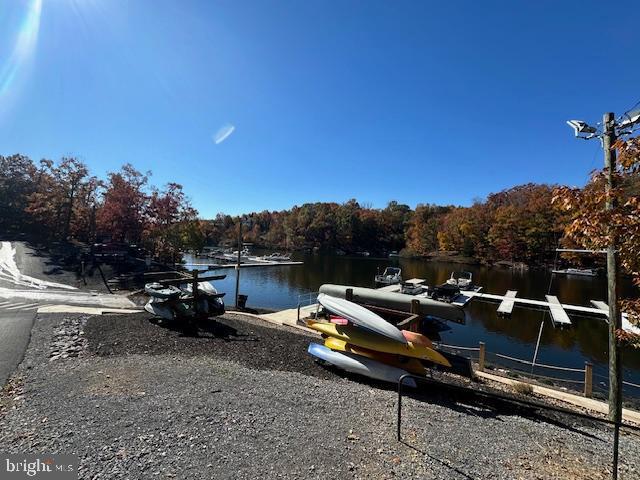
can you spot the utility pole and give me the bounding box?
[603,112,622,422]
[235,219,242,308]
[603,112,622,480]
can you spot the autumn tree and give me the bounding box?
[97,164,149,243]
[0,154,37,233]
[406,204,449,255]
[145,183,199,262]
[553,135,640,342]
[26,157,95,241]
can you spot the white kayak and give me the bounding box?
[317,293,407,344]
[308,343,416,387]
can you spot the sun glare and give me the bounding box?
[0,0,42,107]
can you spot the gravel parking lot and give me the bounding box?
[1,312,639,479]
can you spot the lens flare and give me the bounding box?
[214,124,235,144]
[0,0,42,99]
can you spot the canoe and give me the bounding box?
[318,293,406,344]
[308,343,416,387]
[323,337,426,376]
[306,320,451,368]
[318,284,465,324]
[401,330,433,347]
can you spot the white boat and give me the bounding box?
[261,252,291,262]
[375,267,402,286]
[445,271,474,290]
[552,268,597,277]
[317,293,407,344]
[308,343,416,387]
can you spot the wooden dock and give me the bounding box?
[545,295,572,327]
[497,290,518,315]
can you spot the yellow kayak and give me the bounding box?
[324,337,427,375]
[306,320,451,368]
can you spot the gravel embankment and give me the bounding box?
[1,312,639,479]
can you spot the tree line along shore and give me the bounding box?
[0,152,635,270]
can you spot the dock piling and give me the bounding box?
[478,342,486,372]
[584,362,593,398]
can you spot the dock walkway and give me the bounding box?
[545,295,572,327]
[497,290,518,315]
[377,278,639,332]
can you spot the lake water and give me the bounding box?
[184,251,640,399]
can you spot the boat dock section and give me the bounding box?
[377,278,638,331]
[590,300,640,335]
[182,261,303,269]
[545,295,572,327]
[497,290,518,315]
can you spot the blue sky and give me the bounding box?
[0,0,638,217]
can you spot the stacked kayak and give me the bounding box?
[306,294,450,386]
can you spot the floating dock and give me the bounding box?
[378,278,638,331]
[182,261,303,269]
[497,290,518,315]
[590,300,640,335]
[545,295,572,327]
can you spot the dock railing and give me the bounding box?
[435,341,640,401]
[297,291,319,323]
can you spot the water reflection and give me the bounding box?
[184,251,640,390]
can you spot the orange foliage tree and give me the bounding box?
[553,136,640,342]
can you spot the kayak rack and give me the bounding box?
[396,374,640,479]
[301,288,425,332]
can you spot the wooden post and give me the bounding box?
[603,113,623,426]
[345,288,353,302]
[478,342,486,372]
[235,221,242,308]
[584,362,593,398]
[410,300,420,332]
[192,270,199,316]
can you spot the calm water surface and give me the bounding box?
[185,251,640,397]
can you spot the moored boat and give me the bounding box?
[374,267,402,286]
[552,267,597,277]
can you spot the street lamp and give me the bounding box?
[566,106,640,480]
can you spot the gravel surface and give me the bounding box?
[1,312,639,479]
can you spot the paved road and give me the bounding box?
[0,241,136,386]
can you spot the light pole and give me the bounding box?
[567,106,640,480]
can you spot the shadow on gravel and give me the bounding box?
[400,441,477,480]
[399,381,605,443]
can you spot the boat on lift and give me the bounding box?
[261,252,292,262]
[552,267,597,277]
[375,267,402,286]
[445,271,474,290]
